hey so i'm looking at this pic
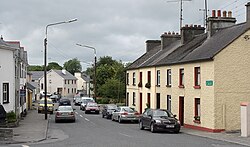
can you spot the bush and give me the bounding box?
[96,98,110,104]
[6,111,16,123]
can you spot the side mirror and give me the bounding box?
[173,114,177,118]
[148,115,152,118]
[55,109,58,111]
[73,108,76,111]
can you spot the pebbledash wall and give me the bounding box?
[213,30,250,131]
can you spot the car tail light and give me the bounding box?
[134,112,140,115]
[121,112,128,115]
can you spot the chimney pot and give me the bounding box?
[194,25,197,28]
[212,10,216,17]
[228,11,232,17]
[185,24,188,27]
[172,31,175,35]
[198,25,201,27]
[223,11,227,17]
[217,10,221,17]
[176,33,179,35]
[190,24,193,27]
[168,31,171,35]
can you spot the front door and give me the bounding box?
[179,96,184,126]
[139,93,142,114]
[156,93,160,109]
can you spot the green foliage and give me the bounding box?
[47,62,63,70]
[28,65,44,71]
[96,98,110,104]
[6,111,16,123]
[99,78,125,99]
[63,58,82,75]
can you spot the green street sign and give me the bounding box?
[206,80,213,86]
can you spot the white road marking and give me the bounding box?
[85,118,90,121]
[80,115,83,117]
[75,112,78,114]
[22,145,30,147]
[119,133,132,138]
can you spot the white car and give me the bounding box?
[55,106,75,123]
[80,97,95,111]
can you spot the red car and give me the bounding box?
[85,102,100,114]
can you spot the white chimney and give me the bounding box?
[62,69,66,75]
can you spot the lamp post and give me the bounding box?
[44,18,77,120]
[76,43,97,100]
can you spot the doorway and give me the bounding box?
[156,93,160,109]
[139,93,142,114]
[179,96,184,126]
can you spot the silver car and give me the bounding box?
[111,106,140,123]
[55,106,75,123]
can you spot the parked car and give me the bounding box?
[80,97,95,111]
[38,98,54,114]
[74,96,82,106]
[111,106,140,123]
[55,106,75,123]
[102,104,117,119]
[50,94,60,103]
[85,102,100,114]
[139,109,180,133]
[0,105,6,123]
[58,98,71,106]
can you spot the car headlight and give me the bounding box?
[155,120,161,124]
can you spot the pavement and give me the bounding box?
[1,107,250,146]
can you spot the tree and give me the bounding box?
[28,65,43,71]
[47,62,63,70]
[63,58,82,75]
[99,78,125,100]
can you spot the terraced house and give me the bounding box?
[126,3,250,132]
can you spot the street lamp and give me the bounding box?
[44,18,77,120]
[76,43,97,101]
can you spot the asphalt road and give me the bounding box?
[21,104,246,147]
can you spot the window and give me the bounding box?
[194,67,201,89]
[126,92,129,106]
[147,71,151,83]
[72,80,73,84]
[133,72,136,86]
[126,73,129,85]
[147,93,151,108]
[194,98,201,121]
[167,95,171,111]
[138,72,142,87]
[72,88,74,93]
[166,69,171,87]
[65,80,66,84]
[179,68,184,88]
[41,83,43,90]
[3,83,9,103]
[156,70,160,86]
[68,80,70,84]
[68,88,70,94]
[133,92,136,106]
[75,80,76,84]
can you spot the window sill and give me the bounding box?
[193,86,201,89]
[178,85,185,88]
[3,102,9,104]
[193,120,201,124]
[166,85,171,88]
[156,85,160,87]
[132,84,136,86]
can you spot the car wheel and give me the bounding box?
[139,121,144,130]
[55,119,58,123]
[72,119,76,123]
[118,117,122,123]
[111,116,115,121]
[174,129,180,133]
[85,111,88,114]
[38,110,41,113]
[102,114,104,118]
[150,123,156,133]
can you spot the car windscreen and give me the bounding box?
[107,105,117,109]
[82,99,94,103]
[87,103,98,107]
[153,110,173,117]
[122,107,135,112]
[40,100,53,104]
[58,106,73,111]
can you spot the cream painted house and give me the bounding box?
[127,3,250,132]
[40,69,77,97]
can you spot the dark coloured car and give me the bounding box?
[0,105,6,123]
[139,109,180,133]
[59,98,71,106]
[102,104,117,119]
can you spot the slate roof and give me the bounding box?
[127,22,249,69]
[30,71,44,80]
[27,82,37,90]
[81,73,91,82]
[53,70,77,80]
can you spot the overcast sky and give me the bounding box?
[0,0,249,69]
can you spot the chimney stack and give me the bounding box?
[145,40,161,52]
[246,2,250,28]
[181,24,205,44]
[161,31,180,50]
[207,9,236,37]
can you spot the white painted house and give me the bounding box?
[0,39,18,113]
[74,72,93,96]
[40,69,77,97]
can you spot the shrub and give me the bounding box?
[6,111,16,123]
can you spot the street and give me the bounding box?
[13,104,245,147]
